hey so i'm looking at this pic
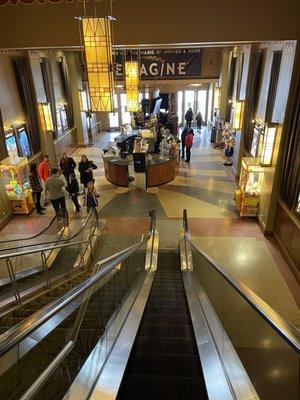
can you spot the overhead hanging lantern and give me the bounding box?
[125,61,139,112]
[39,103,53,131]
[81,17,114,112]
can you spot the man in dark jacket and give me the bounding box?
[185,107,193,129]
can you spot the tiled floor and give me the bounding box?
[1,127,300,329]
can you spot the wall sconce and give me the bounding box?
[232,101,244,130]
[260,124,277,167]
[125,61,139,112]
[213,87,220,109]
[79,90,89,112]
[39,103,53,131]
[81,17,114,112]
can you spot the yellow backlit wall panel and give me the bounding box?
[125,61,139,112]
[82,17,114,112]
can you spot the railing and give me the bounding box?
[0,210,156,400]
[182,209,300,400]
[0,209,99,306]
[0,215,59,249]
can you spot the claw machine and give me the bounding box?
[235,157,264,217]
[0,157,34,214]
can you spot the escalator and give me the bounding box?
[0,210,299,400]
[117,251,208,400]
[0,210,99,310]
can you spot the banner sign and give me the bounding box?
[114,48,202,81]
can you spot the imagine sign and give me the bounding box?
[114,48,202,80]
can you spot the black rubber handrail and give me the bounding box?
[182,209,300,354]
[0,209,98,257]
[0,215,58,245]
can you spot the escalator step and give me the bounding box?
[134,337,198,355]
[126,353,202,378]
[145,306,188,315]
[147,298,187,308]
[139,323,194,339]
[117,374,203,400]
[142,313,191,326]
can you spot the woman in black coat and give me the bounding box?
[60,152,76,185]
[78,155,97,188]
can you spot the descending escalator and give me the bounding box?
[117,251,208,400]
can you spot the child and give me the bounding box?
[67,173,81,212]
[84,181,100,214]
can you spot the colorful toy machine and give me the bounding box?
[0,157,34,214]
[235,157,264,217]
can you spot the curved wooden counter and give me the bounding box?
[103,156,129,187]
[146,157,177,189]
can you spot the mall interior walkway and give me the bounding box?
[1,127,299,329]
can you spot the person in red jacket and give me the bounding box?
[38,155,51,206]
[185,129,194,163]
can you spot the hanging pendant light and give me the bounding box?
[81,17,114,112]
[125,61,139,112]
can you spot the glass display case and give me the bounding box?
[235,157,264,217]
[0,157,34,214]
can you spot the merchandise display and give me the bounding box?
[235,157,264,217]
[0,156,34,214]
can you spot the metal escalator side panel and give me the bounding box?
[73,229,159,400]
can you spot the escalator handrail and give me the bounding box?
[0,211,155,357]
[182,209,300,354]
[0,209,98,257]
[0,215,58,245]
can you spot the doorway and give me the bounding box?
[177,87,210,126]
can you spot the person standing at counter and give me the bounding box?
[181,127,188,159]
[185,129,194,164]
[78,155,97,188]
[60,152,76,185]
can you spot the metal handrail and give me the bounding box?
[182,209,300,353]
[0,210,155,357]
[0,209,98,257]
[0,215,58,245]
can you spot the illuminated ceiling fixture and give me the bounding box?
[81,17,114,112]
[125,61,139,112]
[260,124,277,167]
[189,83,202,87]
[39,103,53,131]
[232,101,244,130]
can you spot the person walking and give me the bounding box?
[66,173,81,212]
[181,127,188,159]
[38,155,51,206]
[59,152,76,185]
[185,107,193,129]
[45,168,66,214]
[84,181,100,214]
[196,111,203,132]
[185,128,194,163]
[78,155,97,188]
[29,163,45,215]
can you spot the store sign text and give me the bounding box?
[114,48,202,81]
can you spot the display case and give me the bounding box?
[235,157,264,217]
[0,157,34,214]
